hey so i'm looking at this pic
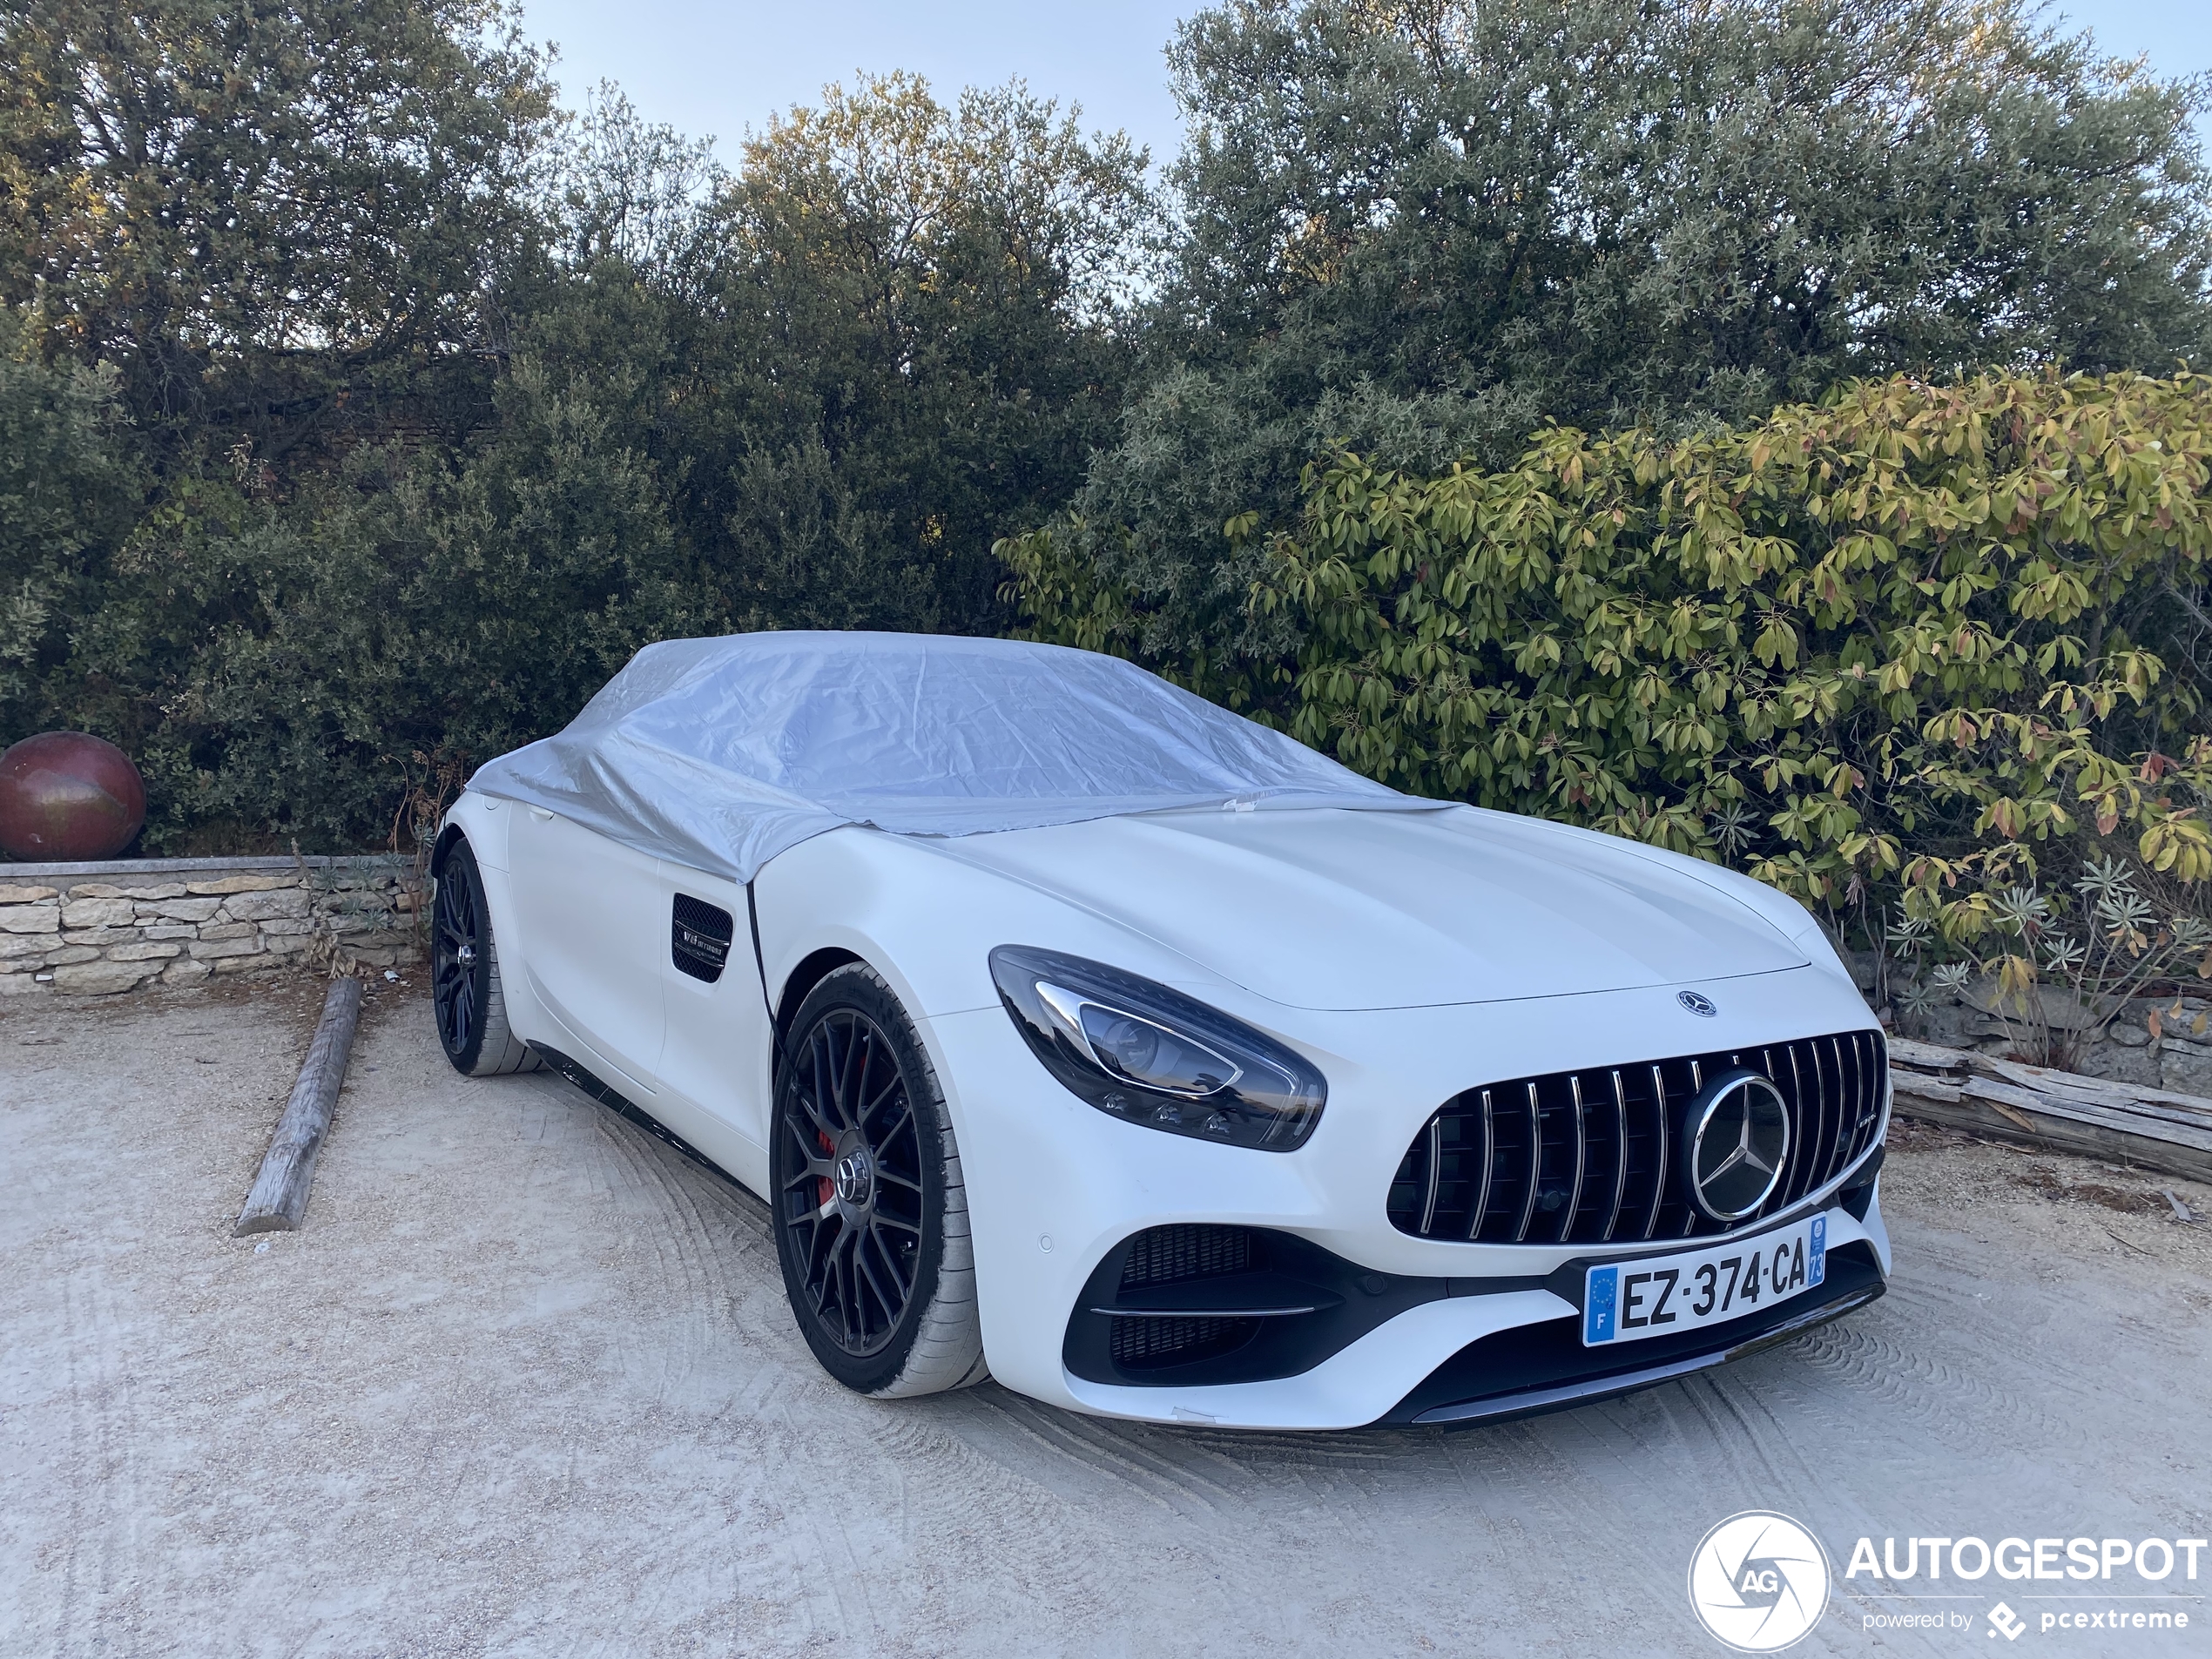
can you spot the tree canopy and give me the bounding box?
[1059,0,2212,670]
[0,0,1148,850]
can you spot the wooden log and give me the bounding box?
[1885,1030,2212,1184]
[234,976,364,1235]
[1892,1086,2212,1184]
[1886,1036,1975,1075]
[1957,1076,2212,1150]
[1888,1035,2212,1124]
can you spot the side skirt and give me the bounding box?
[529,1042,760,1206]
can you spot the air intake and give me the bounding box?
[671,894,734,983]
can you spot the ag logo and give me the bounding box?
[1688,1511,1831,1652]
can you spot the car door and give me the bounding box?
[650,866,774,1196]
[506,806,666,1098]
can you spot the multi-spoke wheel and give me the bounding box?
[430,835,537,1076]
[772,962,987,1395]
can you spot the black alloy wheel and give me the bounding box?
[776,1004,929,1362]
[433,840,492,1070]
[772,963,985,1396]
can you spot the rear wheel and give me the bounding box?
[772,962,987,1396]
[431,836,537,1077]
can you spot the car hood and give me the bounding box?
[934,806,1808,1012]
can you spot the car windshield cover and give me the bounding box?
[466,631,1446,882]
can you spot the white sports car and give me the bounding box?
[430,632,1891,1429]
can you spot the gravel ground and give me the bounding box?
[3,985,2209,1658]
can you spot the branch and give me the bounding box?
[2168,579,2212,636]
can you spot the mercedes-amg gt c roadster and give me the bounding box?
[429,631,1891,1429]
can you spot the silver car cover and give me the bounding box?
[466,631,1445,882]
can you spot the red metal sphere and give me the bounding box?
[0,732,148,862]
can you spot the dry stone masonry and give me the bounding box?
[0,855,424,995]
[1921,988,2212,1100]
[1840,950,2212,1099]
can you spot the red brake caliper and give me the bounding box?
[818,1130,836,1209]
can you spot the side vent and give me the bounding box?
[671,894,735,983]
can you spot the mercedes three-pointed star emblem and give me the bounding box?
[1684,1070,1792,1221]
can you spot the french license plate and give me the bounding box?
[1582,1215,1826,1347]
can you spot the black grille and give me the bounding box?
[671,894,734,983]
[1121,1224,1253,1289]
[1101,1225,1262,1372]
[1387,1029,1886,1246]
[1110,1315,1259,1370]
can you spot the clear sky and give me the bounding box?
[514,0,2212,169]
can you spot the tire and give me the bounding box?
[772,962,988,1397]
[431,836,539,1078]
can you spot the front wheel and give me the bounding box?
[772,962,988,1396]
[431,836,538,1077]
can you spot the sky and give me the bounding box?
[513,0,2212,171]
[514,0,1192,165]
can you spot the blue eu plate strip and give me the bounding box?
[1585,1264,1619,1344]
[1810,1215,1826,1286]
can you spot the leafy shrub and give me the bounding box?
[1002,372,2212,979]
[1892,860,2212,1068]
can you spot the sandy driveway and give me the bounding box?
[3,986,2209,1658]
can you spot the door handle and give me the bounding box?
[528,806,554,820]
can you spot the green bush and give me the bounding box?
[1002,371,2212,959]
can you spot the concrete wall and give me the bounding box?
[0,855,424,996]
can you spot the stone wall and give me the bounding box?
[1910,987,2212,1097]
[0,855,425,996]
[1844,950,2212,1096]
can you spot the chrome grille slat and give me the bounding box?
[1418,1118,1441,1236]
[1513,1082,1542,1243]
[1817,1036,1838,1186]
[1563,1075,1588,1244]
[1389,1028,1885,1248]
[1866,1035,1888,1153]
[1804,1039,1828,1199]
[1760,1047,1797,1207]
[1774,1042,1804,1204]
[1809,1039,1833,1193]
[1468,1088,1495,1242]
[1823,1035,1849,1187]
[1831,1035,1850,1180]
[1643,1063,1669,1240]
[1850,1032,1880,1163]
[1780,1045,1805,1203]
[1603,1069,1629,1243]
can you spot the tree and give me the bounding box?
[0,0,557,462]
[691,72,1152,633]
[0,51,1157,852]
[1047,0,2212,675]
[0,320,144,737]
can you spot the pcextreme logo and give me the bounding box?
[1688,1511,1832,1652]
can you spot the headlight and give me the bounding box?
[988,945,1326,1150]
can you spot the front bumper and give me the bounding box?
[1380,1236,1886,1426]
[921,962,1893,1431]
[1057,1201,1888,1430]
